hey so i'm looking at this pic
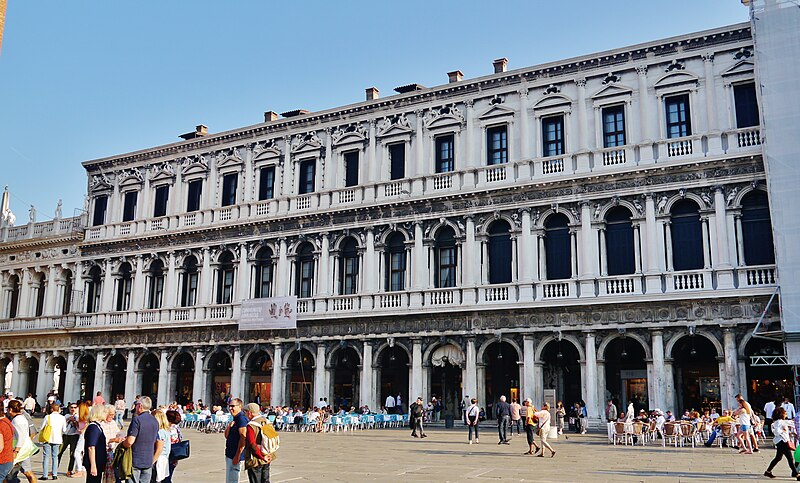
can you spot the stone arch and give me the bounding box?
[596,200,642,222]
[281,343,316,369]
[665,329,724,359]
[145,255,168,271]
[476,214,518,237]
[597,332,652,360]
[376,227,412,245]
[534,208,579,229]
[373,340,412,367]
[212,248,238,264]
[477,337,523,363]
[331,234,363,252]
[427,218,463,240]
[288,238,319,256]
[423,338,465,367]
[325,342,363,368]
[249,241,278,261]
[242,345,275,368]
[533,334,585,362]
[662,192,709,215]
[169,350,195,370]
[732,184,769,209]
[203,347,233,371]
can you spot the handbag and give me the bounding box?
[169,440,190,461]
[789,439,796,452]
[38,415,52,443]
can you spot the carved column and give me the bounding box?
[123,351,136,408]
[522,335,535,401]
[410,338,423,402]
[271,344,284,407]
[363,228,377,296]
[35,352,49,406]
[165,252,177,308]
[723,327,739,403]
[63,351,78,404]
[584,332,599,420]
[412,110,425,195]
[575,78,590,172]
[636,66,654,164]
[237,243,250,301]
[410,223,425,308]
[101,260,114,312]
[93,351,107,400]
[230,346,242,400]
[10,353,21,396]
[464,337,477,403]
[650,330,667,411]
[275,239,288,297]
[157,350,170,406]
[318,234,330,297]
[462,217,477,304]
[579,202,597,295]
[714,187,735,288]
[198,248,211,305]
[132,255,145,311]
[359,340,374,410]
[700,217,711,269]
[18,269,31,317]
[313,343,327,405]
[192,349,206,406]
[44,265,58,316]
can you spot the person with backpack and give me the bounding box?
[409,397,426,438]
[464,398,480,444]
[243,403,275,483]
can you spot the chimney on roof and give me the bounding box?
[365,87,380,101]
[448,70,463,83]
[281,109,310,118]
[179,124,208,140]
[264,111,279,122]
[493,58,508,74]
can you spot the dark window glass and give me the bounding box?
[339,238,359,295]
[92,195,108,226]
[435,228,457,288]
[488,221,512,284]
[116,263,132,311]
[298,159,315,195]
[34,279,45,316]
[216,252,235,304]
[180,257,198,307]
[153,185,169,218]
[344,151,359,187]
[187,180,203,212]
[85,267,102,313]
[741,191,775,265]
[62,270,73,314]
[295,244,315,298]
[221,173,238,207]
[254,248,274,298]
[148,261,165,309]
[670,200,704,271]
[734,82,760,128]
[602,105,626,148]
[605,207,635,276]
[389,143,406,180]
[542,115,565,157]
[122,191,137,222]
[385,233,406,291]
[258,166,276,200]
[7,276,19,318]
[665,94,692,138]
[435,135,455,173]
[486,125,508,165]
[545,214,571,280]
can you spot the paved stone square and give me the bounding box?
[30,426,786,482]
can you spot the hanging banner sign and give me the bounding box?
[239,296,297,330]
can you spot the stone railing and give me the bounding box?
[1,216,84,243]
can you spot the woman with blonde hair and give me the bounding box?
[99,405,125,483]
[84,404,109,483]
[72,400,91,478]
[153,410,172,483]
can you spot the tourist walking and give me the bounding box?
[764,407,798,479]
[153,410,172,483]
[60,403,80,477]
[93,392,106,406]
[734,398,753,454]
[8,399,37,483]
[384,394,396,415]
[464,398,480,444]
[224,398,248,483]
[605,400,617,422]
[114,395,126,428]
[73,401,90,478]
[22,394,36,415]
[510,399,522,435]
[522,399,539,455]
[579,400,588,434]
[164,410,183,483]
[122,396,159,483]
[534,403,556,458]
[39,402,67,480]
[243,403,273,483]
[555,401,566,435]
[409,397,426,438]
[0,406,15,482]
[433,397,442,422]
[764,397,776,437]
[495,395,511,444]
[84,404,108,483]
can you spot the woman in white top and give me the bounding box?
[534,402,555,457]
[464,398,480,444]
[734,401,753,454]
[764,407,797,479]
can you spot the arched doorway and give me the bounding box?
[139,353,159,402]
[378,346,409,412]
[286,349,314,409]
[672,335,720,413]
[744,338,792,410]
[331,347,360,410]
[540,339,581,407]
[76,355,95,401]
[26,357,40,399]
[484,341,520,410]
[246,351,272,406]
[172,352,194,405]
[106,353,127,401]
[431,344,464,419]
[207,351,232,407]
[604,337,648,415]
[51,356,67,400]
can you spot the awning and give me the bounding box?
[431,344,464,367]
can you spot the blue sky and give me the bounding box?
[0,1,748,222]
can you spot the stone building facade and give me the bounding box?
[0,22,786,423]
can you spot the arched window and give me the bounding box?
[670,200,704,271]
[7,274,20,318]
[339,238,359,295]
[85,266,102,313]
[545,214,571,280]
[605,207,635,276]
[115,262,133,311]
[62,269,73,315]
[295,243,315,298]
[216,251,235,304]
[487,221,512,284]
[180,256,199,307]
[385,233,406,292]
[435,227,457,288]
[147,260,165,309]
[253,247,274,298]
[741,191,775,266]
[33,273,46,317]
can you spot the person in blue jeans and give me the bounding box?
[224,398,248,483]
[122,396,159,483]
[40,402,67,480]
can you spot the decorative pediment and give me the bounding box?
[377,114,413,138]
[89,174,112,192]
[721,60,755,79]
[291,131,323,154]
[181,155,209,176]
[331,123,368,146]
[653,71,699,90]
[478,103,515,120]
[424,104,465,129]
[117,168,144,188]
[149,161,176,183]
[591,83,633,101]
[215,148,244,169]
[252,140,282,161]
[532,93,572,110]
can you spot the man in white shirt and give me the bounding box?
[396,394,403,414]
[22,394,36,414]
[3,392,13,411]
[764,398,777,436]
[385,394,396,414]
[40,403,67,479]
[783,397,796,419]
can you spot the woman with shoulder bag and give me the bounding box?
[764,407,798,479]
[464,399,480,444]
[522,399,540,456]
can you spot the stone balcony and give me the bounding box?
[1,216,84,244]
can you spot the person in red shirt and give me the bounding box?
[0,407,14,481]
[243,403,272,483]
[92,391,106,406]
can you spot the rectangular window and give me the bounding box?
[734,82,760,128]
[665,94,692,138]
[389,143,406,180]
[122,191,137,222]
[186,180,202,212]
[298,159,315,195]
[342,257,358,295]
[182,272,198,307]
[437,247,457,288]
[153,185,169,218]
[542,115,565,157]
[389,252,405,291]
[344,151,359,187]
[298,260,314,298]
[258,166,276,200]
[435,135,455,173]
[149,276,164,309]
[602,105,626,148]
[92,195,108,226]
[218,269,234,304]
[486,125,508,165]
[256,264,272,298]
[221,173,238,207]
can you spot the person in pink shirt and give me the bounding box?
[93,391,106,406]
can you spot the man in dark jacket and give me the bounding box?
[495,395,512,444]
[410,397,427,438]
